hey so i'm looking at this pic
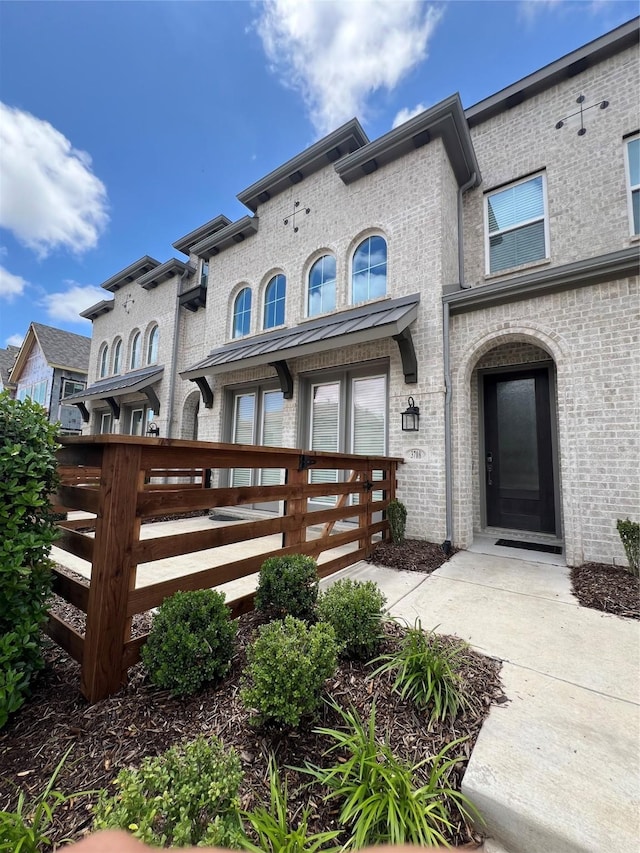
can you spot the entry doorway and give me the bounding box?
[482,366,557,534]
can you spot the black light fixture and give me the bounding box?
[146,421,160,437]
[401,397,420,432]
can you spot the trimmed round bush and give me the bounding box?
[254,554,319,621]
[141,589,236,697]
[93,735,244,848]
[317,579,387,660]
[241,615,338,727]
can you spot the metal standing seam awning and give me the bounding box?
[62,365,164,422]
[181,293,420,405]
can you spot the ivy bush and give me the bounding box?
[141,589,237,697]
[254,555,319,621]
[387,499,407,544]
[241,616,338,728]
[0,392,60,729]
[93,736,245,848]
[616,518,639,577]
[316,579,387,660]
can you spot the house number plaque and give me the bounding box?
[406,448,425,460]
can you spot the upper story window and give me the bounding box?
[264,274,286,329]
[130,331,142,369]
[62,379,85,398]
[99,344,109,378]
[233,287,252,338]
[147,325,159,364]
[625,135,639,235]
[308,254,336,317]
[201,260,209,288]
[485,173,549,274]
[113,338,122,374]
[352,236,387,304]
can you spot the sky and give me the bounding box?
[0,0,637,349]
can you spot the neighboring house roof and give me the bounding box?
[182,293,420,379]
[63,364,164,402]
[10,323,91,383]
[0,345,19,388]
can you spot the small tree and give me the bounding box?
[387,499,407,544]
[616,518,639,578]
[0,392,60,728]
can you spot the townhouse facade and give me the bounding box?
[67,19,639,568]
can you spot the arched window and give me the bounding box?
[99,344,109,378]
[147,325,159,364]
[263,274,286,329]
[308,254,336,317]
[113,339,122,374]
[232,288,252,338]
[352,236,387,304]
[130,332,141,369]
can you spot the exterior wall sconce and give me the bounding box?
[146,422,160,437]
[401,397,420,432]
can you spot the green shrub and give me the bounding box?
[387,499,407,544]
[242,754,341,853]
[316,579,386,660]
[0,392,60,729]
[0,747,91,852]
[304,702,480,848]
[616,518,639,578]
[241,616,338,728]
[93,735,244,848]
[371,622,469,723]
[255,555,319,621]
[141,589,237,697]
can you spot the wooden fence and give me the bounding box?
[47,435,402,703]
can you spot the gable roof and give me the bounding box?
[10,323,91,382]
[0,345,19,388]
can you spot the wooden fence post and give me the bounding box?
[81,442,143,702]
[283,464,306,549]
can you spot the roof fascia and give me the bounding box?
[172,214,233,255]
[138,258,187,290]
[100,256,162,292]
[81,299,115,321]
[444,247,640,314]
[237,119,370,213]
[192,216,259,259]
[334,94,480,188]
[9,324,37,381]
[466,17,639,127]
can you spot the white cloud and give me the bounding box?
[5,333,24,348]
[0,102,109,258]
[392,102,428,128]
[256,0,443,135]
[0,265,27,301]
[40,281,105,324]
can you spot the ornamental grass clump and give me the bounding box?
[241,616,338,728]
[255,554,319,621]
[371,621,469,723]
[141,589,236,697]
[303,701,480,848]
[93,736,245,848]
[316,579,387,660]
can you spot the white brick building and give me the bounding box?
[67,20,639,568]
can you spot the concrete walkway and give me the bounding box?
[53,523,640,852]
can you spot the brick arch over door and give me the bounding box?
[450,322,583,566]
[181,389,201,440]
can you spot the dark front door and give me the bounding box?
[483,367,556,534]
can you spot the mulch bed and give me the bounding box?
[0,600,504,850]
[369,538,456,574]
[571,562,639,620]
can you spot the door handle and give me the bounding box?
[486,451,493,486]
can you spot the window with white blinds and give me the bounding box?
[485,174,548,274]
[625,136,640,235]
[231,392,255,487]
[352,375,386,503]
[260,390,285,487]
[310,382,340,504]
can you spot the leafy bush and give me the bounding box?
[241,616,338,728]
[616,518,639,578]
[0,392,60,729]
[242,754,340,853]
[371,622,469,723]
[141,589,237,697]
[387,499,407,544]
[316,579,386,660]
[0,748,91,852]
[93,735,245,848]
[304,702,479,848]
[255,555,319,621]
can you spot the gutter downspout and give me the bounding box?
[443,171,477,554]
[165,270,190,439]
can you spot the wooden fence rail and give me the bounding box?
[47,435,402,703]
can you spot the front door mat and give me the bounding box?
[495,539,563,555]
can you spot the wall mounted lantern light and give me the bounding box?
[146,421,160,437]
[401,397,420,432]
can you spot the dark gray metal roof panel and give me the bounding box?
[63,365,164,402]
[182,294,420,379]
[173,214,233,255]
[237,119,370,213]
[32,323,91,371]
[100,256,162,292]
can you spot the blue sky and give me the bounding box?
[0,0,636,348]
